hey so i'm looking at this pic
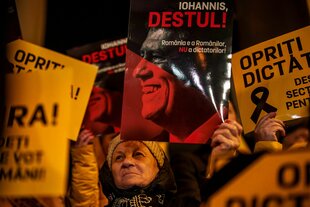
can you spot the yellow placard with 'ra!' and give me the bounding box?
[6,39,98,140]
[1,71,71,196]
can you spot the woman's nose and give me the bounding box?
[121,156,135,168]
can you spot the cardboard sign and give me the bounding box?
[0,71,71,196]
[232,26,310,134]
[206,150,310,207]
[6,39,98,140]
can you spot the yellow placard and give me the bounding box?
[232,26,310,134]
[6,39,98,140]
[206,150,310,207]
[0,71,72,196]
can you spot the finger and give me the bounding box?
[77,129,94,143]
[225,119,243,136]
[255,116,280,134]
[81,136,94,145]
[256,112,277,128]
[215,121,241,138]
[85,136,95,144]
[211,135,239,151]
[79,129,89,138]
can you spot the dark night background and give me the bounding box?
[43,0,309,55]
[1,0,309,66]
[44,1,131,54]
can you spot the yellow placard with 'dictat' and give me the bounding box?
[0,70,72,196]
[6,39,98,140]
[232,26,310,134]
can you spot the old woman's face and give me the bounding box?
[111,141,159,189]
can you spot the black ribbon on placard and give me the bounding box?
[250,87,277,123]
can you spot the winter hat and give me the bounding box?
[107,134,165,169]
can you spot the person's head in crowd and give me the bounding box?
[107,135,163,189]
[100,134,177,206]
[133,27,226,143]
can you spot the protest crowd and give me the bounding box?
[1,0,309,207]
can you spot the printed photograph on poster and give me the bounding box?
[66,37,127,86]
[121,0,234,144]
[66,37,127,134]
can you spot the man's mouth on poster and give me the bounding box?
[142,84,160,94]
[140,79,169,120]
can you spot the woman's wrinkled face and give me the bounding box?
[111,141,159,189]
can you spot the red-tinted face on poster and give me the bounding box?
[130,27,222,143]
[121,0,233,143]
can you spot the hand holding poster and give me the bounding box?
[0,71,72,196]
[6,39,98,140]
[232,26,310,134]
[121,0,234,144]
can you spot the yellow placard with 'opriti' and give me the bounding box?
[6,39,98,140]
[232,26,310,134]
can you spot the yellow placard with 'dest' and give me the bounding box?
[232,26,310,134]
[0,70,72,196]
[6,39,98,140]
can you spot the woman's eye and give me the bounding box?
[115,155,123,161]
[134,151,144,158]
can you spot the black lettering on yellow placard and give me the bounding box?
[240,37,310,88]
[224,161,310,207]
[240,37,303,70]
[0,135,46,181]
[278,162,310,188]
[0,167,46,181]
[12,49,65,73]
[71,85,81,100]
[13,151,44,164]
[5,103,58,127]
[285,75,310,110]
[0,135,29,150]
